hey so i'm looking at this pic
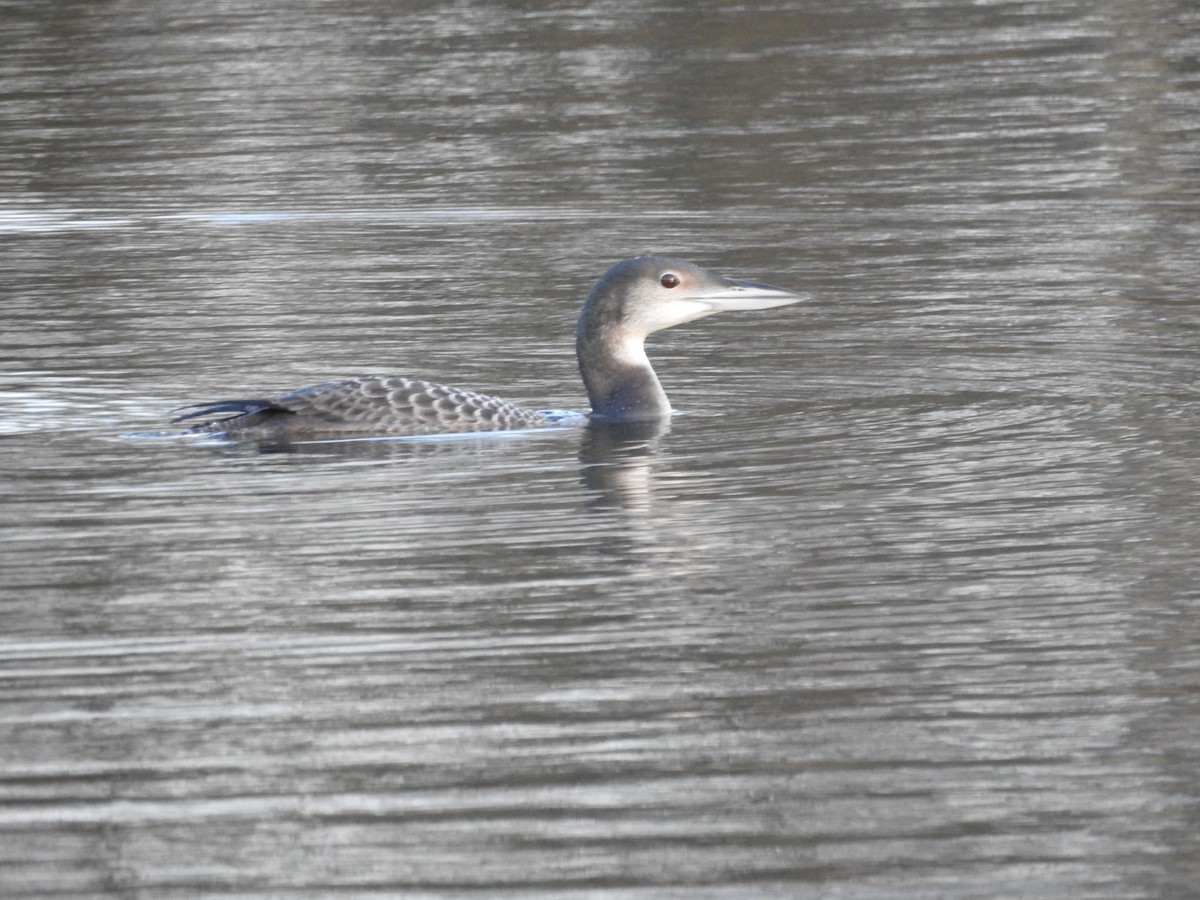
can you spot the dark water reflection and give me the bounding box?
[3,0,1200,896]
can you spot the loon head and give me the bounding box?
[577,256,805,341]
[576,256,807,421]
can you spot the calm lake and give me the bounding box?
[2,0,1199,896]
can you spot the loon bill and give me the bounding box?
[173,256,806,440]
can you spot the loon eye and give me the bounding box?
[660,273,680,288]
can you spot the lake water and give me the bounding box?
[2,0,1199,897]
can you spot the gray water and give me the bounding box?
[3,1,1199,897]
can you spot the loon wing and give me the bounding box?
[175,375,548,438]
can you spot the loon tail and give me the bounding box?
[171,398,280,430]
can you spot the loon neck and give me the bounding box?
[576,327,671,422]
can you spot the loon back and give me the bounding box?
[174,376,549,439]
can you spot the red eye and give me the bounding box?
[660,273,680,288]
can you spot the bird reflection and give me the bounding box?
[578,418,670,513]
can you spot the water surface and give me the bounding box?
[2,1,1199,896]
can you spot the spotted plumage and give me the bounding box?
[174,376,549,438]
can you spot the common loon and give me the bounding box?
[174,256,805,439]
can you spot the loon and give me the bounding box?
[174,256,805,440]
